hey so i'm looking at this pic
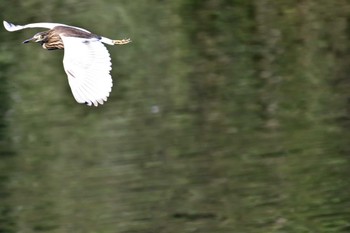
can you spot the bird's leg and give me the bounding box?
[112,38,131,45]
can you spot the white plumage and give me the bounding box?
[3,20,89,32]
[62,36,112,106]
[3,20,130,106]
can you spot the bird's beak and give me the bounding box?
[22,37,35,43]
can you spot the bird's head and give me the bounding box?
[23,31,48,44]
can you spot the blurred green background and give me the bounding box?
[1,0,350,232]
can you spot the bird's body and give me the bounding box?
[3,20,130,106]
[30,26,102,50]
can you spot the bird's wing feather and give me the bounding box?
[3,20,90,33]
[61,36,113,106]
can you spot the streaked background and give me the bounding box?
[0,1,350,232]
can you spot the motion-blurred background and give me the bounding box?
[0,1,350,232]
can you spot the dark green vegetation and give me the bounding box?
[1,0,350,232]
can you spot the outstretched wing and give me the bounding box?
[61,36,113,106]
[3,20,90,33]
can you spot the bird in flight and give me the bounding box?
[3,20,131,106]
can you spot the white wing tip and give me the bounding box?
[3,20,18,31]
[84,98,107,107]
[73,85,112,107]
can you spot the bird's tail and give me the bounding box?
[100,36,131,45]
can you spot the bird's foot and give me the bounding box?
[112,38,131,45]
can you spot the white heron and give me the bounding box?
[3,20,131,106]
